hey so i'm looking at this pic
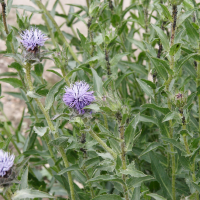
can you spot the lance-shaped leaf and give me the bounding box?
[92,194,123,200]
[151,24,169,51]
[12,189,53,199]
[150,152,172,199]
[147,193,167,200]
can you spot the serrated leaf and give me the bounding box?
[45,79,65,110]
[0,78,22,88]
[12,189,53,199]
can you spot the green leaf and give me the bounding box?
[149,152,172,199]
[20,166,28,190]
[185,19,199,49]
[46,69,62,78]
[92,194,123,200]
[27,91,42,99]
[33,126,48,137]
[136,79,154,97]
[131,187,140,200]
[151,24,169,51]
[92,68,103,95]
[142,104,169,114]
[126,176,154,188]
[49,136,69,148]
[162,111,180,122]
[87,175,124,185]
[120,61,148,75]
[177,9,195,27]
[191,182,200,193]
[8,62,22,71]
[139,142,162,157]
[176,53,198,72]
[162,137,186,152]
[127,38,145,51]
[12,189,53,199]
[147,193,167,200]
[159,4,172,22]
[169,43,181,56]
[139,114,158,125]
[0,78,22,88]
[45,79,65,110]
[110,53,129,66]
[12,5,41,12]
[115,72,134,88]
[7,0,13,15]
[125,113,140,148]
[58,164,80,175]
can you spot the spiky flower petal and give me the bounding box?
[0,150,15,177]
[20,27,48,51]
[63,81,95,114]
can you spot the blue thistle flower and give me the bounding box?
[63,81,95,114]
[20,27,48,52]
[0,150,15,177]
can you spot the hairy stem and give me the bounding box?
[1,0,9,34]
[25,63,75,200]
[36,0,79,64]
[88,128,117,159]
[120,125,129,200]
[165,5,178,200]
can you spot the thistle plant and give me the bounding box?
[0,0,200,200]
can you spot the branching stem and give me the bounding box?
[25,63,75,200]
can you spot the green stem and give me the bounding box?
[103,113,108,129]
[165,5,177,200]
[25,63,75,200]
[42,13,57,47]
[83,168,95,198]
[6,188,12,200]
[58,1,78,38]
[36,0,79,64]
[88,128,117,159]
[86,0,90,8]
[120,125,129,200]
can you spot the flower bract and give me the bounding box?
[63,81,95,114]
[20,27,48,51]
[0,150,15,177]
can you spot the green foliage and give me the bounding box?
[0,0,200,199]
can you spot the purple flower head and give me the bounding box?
[63,81,95,114]
[0,150,15,177]
[20,27,48,51]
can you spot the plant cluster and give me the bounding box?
[0,0,200,199]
